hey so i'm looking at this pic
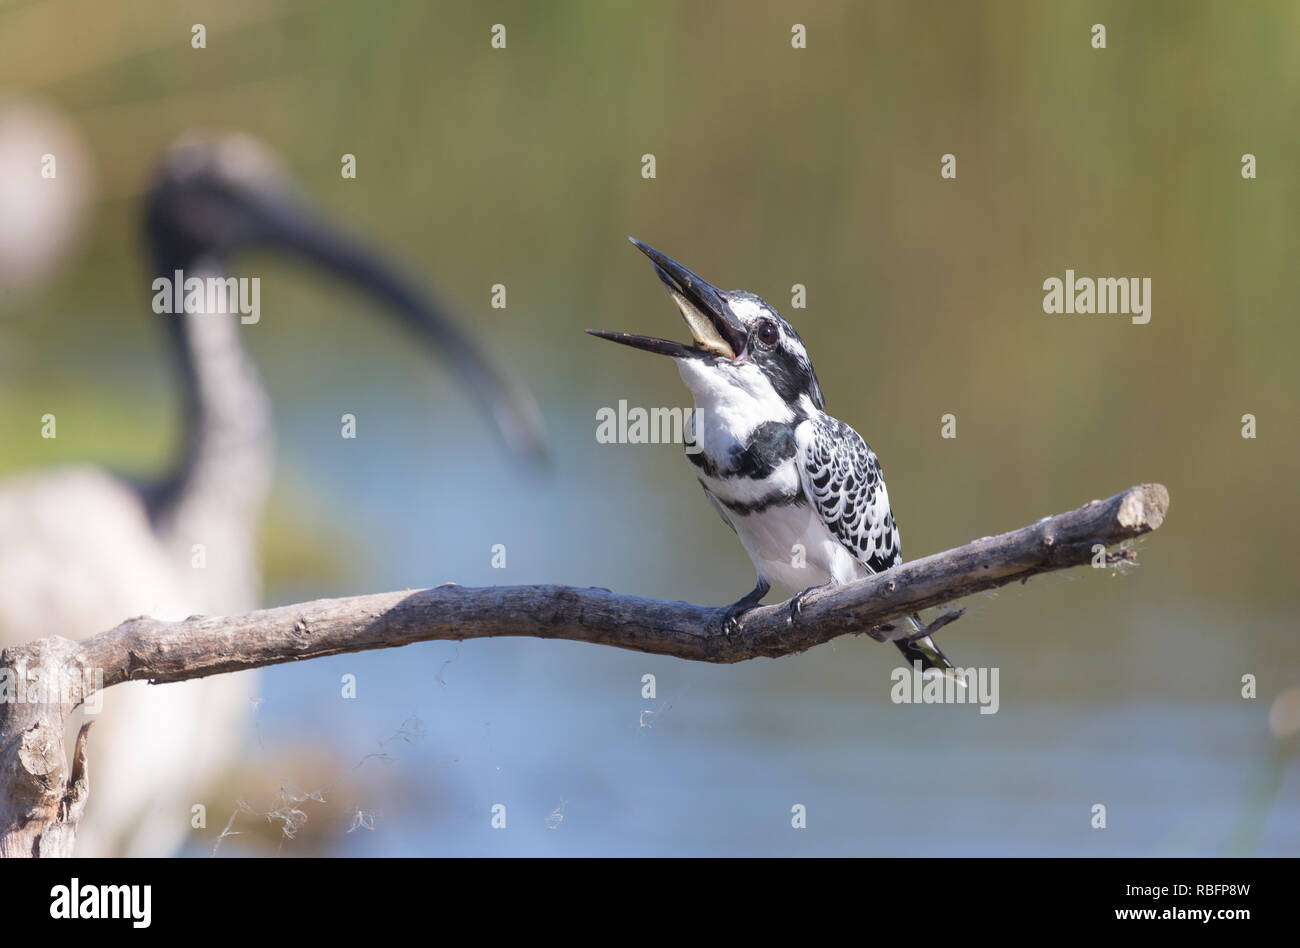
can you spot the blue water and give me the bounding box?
[213,642,1296,856]
[181,361,1298,857]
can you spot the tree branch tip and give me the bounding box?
[1122,482,1169,531]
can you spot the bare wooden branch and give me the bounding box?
[0,482,1168,855]
[69,482,1167,675]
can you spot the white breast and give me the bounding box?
[724,498,872,594]
[695,458,800,507]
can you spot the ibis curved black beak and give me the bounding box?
[146,137,548,463]
[587,238,746,361]
[264,207,547,462]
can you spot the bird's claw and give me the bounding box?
[788,582,834,624]
[718,603,753,637]
[716,578,770,637]
[865,624,894,643]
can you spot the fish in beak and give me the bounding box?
[587,238,747,360]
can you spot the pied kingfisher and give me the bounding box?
[589,238,955,675]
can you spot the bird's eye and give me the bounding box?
[755,319,779,348]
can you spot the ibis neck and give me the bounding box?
[147,257,274,612]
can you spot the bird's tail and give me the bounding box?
[894,613,962,684]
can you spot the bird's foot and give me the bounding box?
[865,624,895,643]
[788,582,836,623]
[720,608,747,637]
[718,578,770,636]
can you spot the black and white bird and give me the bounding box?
[589,238,955,676]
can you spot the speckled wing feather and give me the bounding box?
[796,415,957,676]
[796,415,901,574]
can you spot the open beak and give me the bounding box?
[587,238,747,360]
[246,192,549,463]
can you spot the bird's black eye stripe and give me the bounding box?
[755,318,779,348]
